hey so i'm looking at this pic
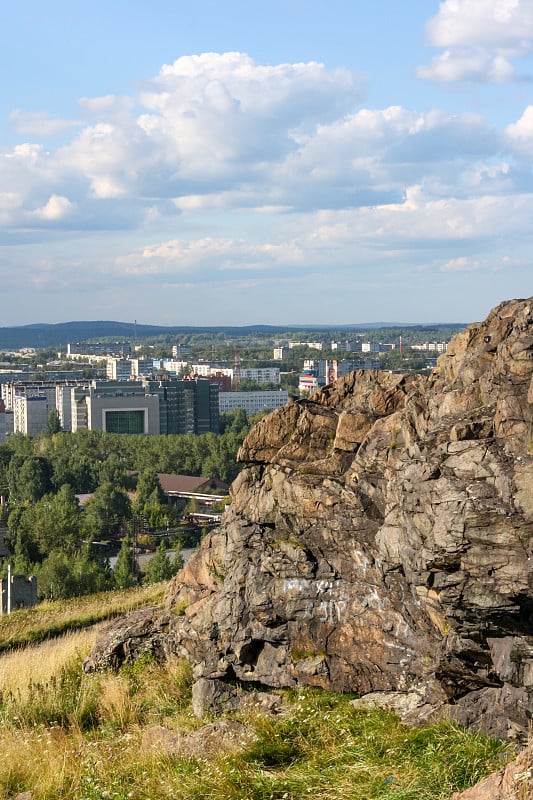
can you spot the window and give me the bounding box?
[105,410,145,434]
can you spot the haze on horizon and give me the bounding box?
[1,1,532,328]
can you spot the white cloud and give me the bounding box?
[506,104,533,156]
[108,187,533,293]
[0,47,531,300]
[9,109,81,137]
[417,50,515,83]
[418,0,533,82]
[427,0,533,50]
[32,194,73,221]
[440,255,512,272]
[115,236,305,279]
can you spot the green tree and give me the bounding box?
[8,456,53,503]
[47,408,62,435]
[143,539,183,584]
[135,468,164,510]
[36,544,112,600]
[82,482,132,540]
[113,537,135,589]
[36,549,78,600]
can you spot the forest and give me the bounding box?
[0,409,256,601]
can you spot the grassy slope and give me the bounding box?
[0,583,166,652]
[0,587,510,800]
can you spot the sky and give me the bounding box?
[1,0,533,327]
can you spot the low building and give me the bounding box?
[157,473,230,517]
[219,390,289,415]
[298,370,319,395]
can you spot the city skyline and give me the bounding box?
[1,0,532,327]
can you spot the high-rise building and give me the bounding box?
[106,358,134,381]
[144,378,219,435]
[13,395,49,435]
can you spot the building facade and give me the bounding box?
[13,395,49,435]
[144,378,219,435]
[86,382,160,434]
[219,390,289,416]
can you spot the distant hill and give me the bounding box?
[0,320,466,350]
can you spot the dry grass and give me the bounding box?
[0,627,101,703]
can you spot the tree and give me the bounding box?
[113,537,135,589]
[36,549,78,600]
[32,484,81,554]
[143,540,183,584]
[82,482,132,540]
[47,409,61,435]
[8,455,53,503]
[135,468,165,510]
[36,545,111,600]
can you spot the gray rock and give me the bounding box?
[86,298,533,741]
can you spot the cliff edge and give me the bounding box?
[85,298,533,741]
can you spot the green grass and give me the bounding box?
[0,583,166,652]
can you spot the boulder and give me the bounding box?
[86,298,533,741]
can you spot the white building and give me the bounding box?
[13,395,49,436]
[70,387,90,432]
[219,390,289,416]
[160,360,189,375]
[191,365,280,385]
[411,342,448,352]
[86,387,160,434]
[130,358,155,378]
[288,341,324,351]
[298,371,319,394]
[106,358,133,381]
[241,368,280,384]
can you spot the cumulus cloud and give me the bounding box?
[109,186,533,293]
[440,255,512,272]
[506,104,533,156]
[31,194,74,221]
[115,236,305,280]
[418,0,533,83]
[0,48,531,296]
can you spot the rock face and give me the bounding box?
[86,298,533,740]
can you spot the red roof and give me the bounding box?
[157,473,230,495]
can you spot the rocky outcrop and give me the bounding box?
[86,298,533,741]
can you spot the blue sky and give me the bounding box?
[1,0,533,327]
